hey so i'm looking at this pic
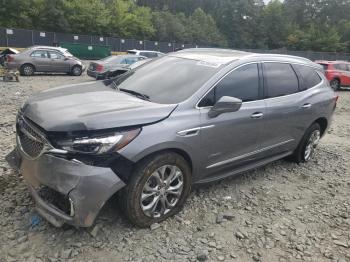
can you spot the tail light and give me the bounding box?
[96,64,104,72]
[6,55,14,62]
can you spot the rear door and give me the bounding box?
[48,51,70,72]
[260,62,319,155]
[29,50,50,72]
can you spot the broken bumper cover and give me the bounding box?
[6,148,126,227]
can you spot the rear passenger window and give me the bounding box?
[31,50,48,58]
[264,63,299,98]
[293,64,322,90]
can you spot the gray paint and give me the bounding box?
[7,48,336,227]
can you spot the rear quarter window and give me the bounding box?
[293,64,322,90]
[318,64,329,71]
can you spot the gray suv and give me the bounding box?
[6,49,337,228]
[5,46,85,76]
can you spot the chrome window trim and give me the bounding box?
[196,60,325,109]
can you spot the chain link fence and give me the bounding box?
[1,27,350,61]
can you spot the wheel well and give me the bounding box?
[314,117,328,136]
[332,77,340,83]
[72,64,82,69]
[21,63,35,70]
[138,148,193,172]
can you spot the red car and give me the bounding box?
[316,60,350,90]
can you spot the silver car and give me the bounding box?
[6,48,337,228]
[5,46,85,76]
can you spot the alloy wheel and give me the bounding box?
[140,165,184,218]
[23,66,33,76]
[304,130,320,161]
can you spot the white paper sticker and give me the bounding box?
[121,39,125,44]
[168,43,172,47]
[155,42,158,46]
[40,32,46,37]
[139,41,143,45]
[88,46,93,50]
[6,29,13,35]
[99,37,104,42]
[74,35,79,40]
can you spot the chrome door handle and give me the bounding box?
[251,112,264,119]
[301,103,312,109]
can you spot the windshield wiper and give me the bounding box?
[119,88,150,101]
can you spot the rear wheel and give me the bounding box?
[330,79,340,91]
[71,65,82,76]
[119,152,192,227]
[289,123,321,163]
[20,64,35,76]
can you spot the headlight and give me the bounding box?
[56,128,140,154]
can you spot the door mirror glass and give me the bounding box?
[208,96,242,118]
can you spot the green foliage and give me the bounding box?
[0,0,349,52]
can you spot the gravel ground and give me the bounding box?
[0,74,349,262]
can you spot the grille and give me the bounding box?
[17,116,45,158]
[37,186,72,216]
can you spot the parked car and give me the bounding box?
[6,48,337,228]
[0,48,19,66]
[127,49,164,58]
[87,55,146,80]
[316,60,350,90]
[5,46,85,76]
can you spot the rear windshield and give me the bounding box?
[109,56,221,104]
[318,63,328,70]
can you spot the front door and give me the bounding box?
[48,51,70,73]
[198,63,266,180]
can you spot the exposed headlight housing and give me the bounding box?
[56,128,140,154]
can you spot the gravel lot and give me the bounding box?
[0,74,349,262]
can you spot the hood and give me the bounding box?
[21,81,177,132]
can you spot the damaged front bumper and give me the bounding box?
[6,147,126,227]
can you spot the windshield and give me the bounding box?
[109,56,221,104]
[63,50,74,57]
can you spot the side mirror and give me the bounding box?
[64,57,69,61]
[208,96,242,118]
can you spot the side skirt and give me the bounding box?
[194,151,293,185]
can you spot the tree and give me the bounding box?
[108,0,155,39]
[63,0,110,35]
[260,0,291,49]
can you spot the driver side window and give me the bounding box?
[198,63,260,107]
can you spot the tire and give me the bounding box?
[20,64,35,76]
[330,79,340,91]
[71,65,82,76]
[119,152,192,227]
[289,123,321,164]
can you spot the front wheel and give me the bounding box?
[119,152,192,227]
[330,79,340,91]
[71,65,82,76]
[289,123,321,163]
